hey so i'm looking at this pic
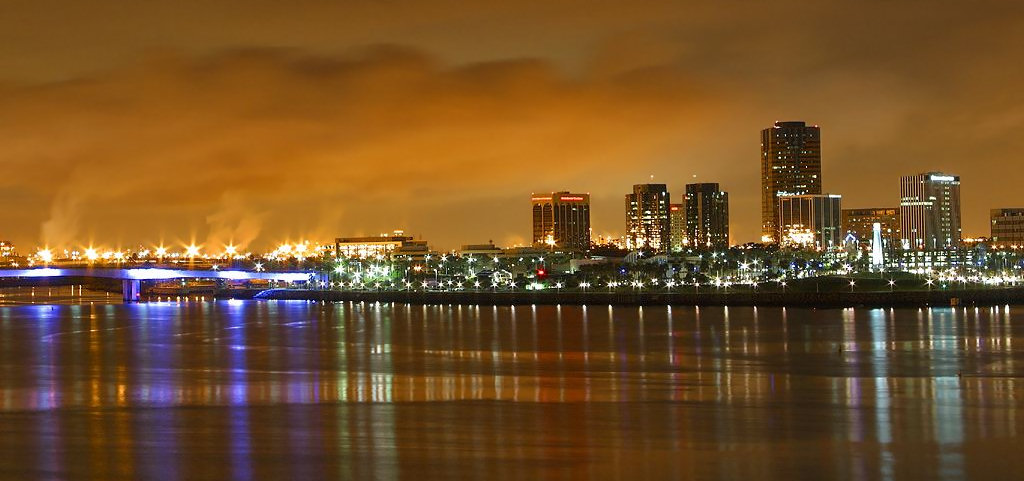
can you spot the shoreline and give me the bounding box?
[244,287,1024,308]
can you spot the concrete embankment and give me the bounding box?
[250,287,1024,308]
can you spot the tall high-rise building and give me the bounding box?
[899,172,961,250]
[778,194,842,250]
[990,208,1024,246]
[669,203,686,251]
[760,121,822,243]
[685,183,730,249]
[842,208,900,248]
[625,184,671,252]
[531,192,591,251]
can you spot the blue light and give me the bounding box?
[125,268,181,280]
[20,268,64,277]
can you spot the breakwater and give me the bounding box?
[251,287,1024,307]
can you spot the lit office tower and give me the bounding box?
[685,183,730,248]
[531,192,591,251]
[778,194,842,250]
[899,172,961,250]
[990,208,1024,246]
[760,121,822,243]
[669,203,686,251]
[625,184,671,252]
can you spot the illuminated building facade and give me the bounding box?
[625,184,671,252]
[531,192,591,251]
[335,232,429,259]
[0,240,17,267]
[842,208,900,248]
[888,248,976,271]
[669,203,686,251]
[778,194,842,250]
[0,241,14,258]
[685,183,729,249]
[458,243,504,257]
[900,172,961,250]
[760,121,822,243]
[990,208,1024,246]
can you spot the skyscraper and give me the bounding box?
[531,192,591,251]
[760,121,822,243]
[899,172,961,250]
[778,194,842,250]
[625,184,670,252]
[685,183,729,249]
[669,203,686,251]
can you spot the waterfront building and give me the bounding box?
[531,192,591,252]
[778,194,842,250]
[842,208,900,248]
[888,248,977,272]
[990,209,1024,246]
[0,240,17,268]
[0,241,14,258]
[625,184,671,252]
[899,172,962,250]
[685,183,729,249]
[458,243,504,257]
[669,203,686,251]
[760,121,822,243]
[335,231,429,259]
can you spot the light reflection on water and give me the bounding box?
[0,295,1021,479]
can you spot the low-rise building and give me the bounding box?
[335,230,429,259]
[458,243,504,257]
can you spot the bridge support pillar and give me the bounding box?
[122,279,141,302]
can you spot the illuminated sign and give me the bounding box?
[929,175,957,182]
[532,195,586,202]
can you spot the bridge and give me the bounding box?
[0,268,319,301]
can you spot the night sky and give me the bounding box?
[1,0,1022,251]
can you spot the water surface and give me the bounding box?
[0,291,1021,479]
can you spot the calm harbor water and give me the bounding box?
[0,286,1021,480]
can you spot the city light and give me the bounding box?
[37,248,53,263]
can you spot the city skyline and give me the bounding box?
[0,157,1019,253]
[1,1,1023,251]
